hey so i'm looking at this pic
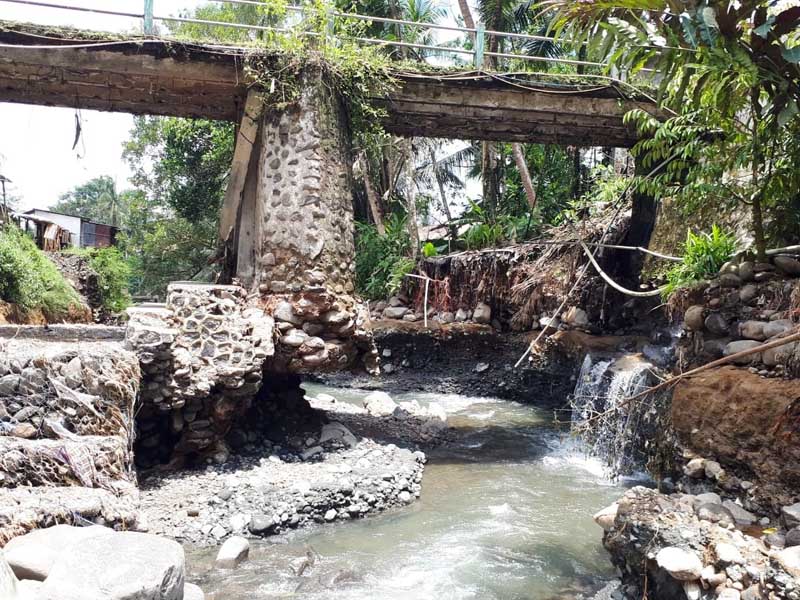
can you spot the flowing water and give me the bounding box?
[186,383,640,600]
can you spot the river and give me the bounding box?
[186,383,635,599]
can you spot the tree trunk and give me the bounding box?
[511,143,537,212]
[456,0,476,33]
[360,156,386,236]
[405,140,420,258]
[429,147,456,242]
[752,193,767,261]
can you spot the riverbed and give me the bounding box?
[186,383,633,599]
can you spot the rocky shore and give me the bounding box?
[138,386,442,546]
[596,486,800,600]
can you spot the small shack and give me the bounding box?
[18,209,118,250]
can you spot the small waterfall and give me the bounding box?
[570,354,654,477]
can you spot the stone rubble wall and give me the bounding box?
[599,486,799,600]
[248,69,356,297]
[125,283,274,468]
[0,335,140,543]
[678,255,800,376]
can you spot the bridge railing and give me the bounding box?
[0,0,608,72]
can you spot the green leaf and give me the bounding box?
[753,16,775,38]
[778,99,799,127]
[781,45,800,63]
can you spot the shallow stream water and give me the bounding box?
[186,383,636,599]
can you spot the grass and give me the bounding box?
[67,247,132,313]
[662,225,738,299]
[0,225,83,319]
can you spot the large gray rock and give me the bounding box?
[39,531,185,600]
[319,421,357,447]
[721,500,757,527]
[775,546,800,578]
[656,546,703,581]
[472,302,492,324]
[215,536,250,569]
[774,255,800,276]
[363,391,398,417]
[684,306,705,331]
[782,502,800,529]
[382,306,409,320]
[4,524,114,581]
[723,340,763,364]
[1,553,18,599]
[739,320,766,341]
[273,301,302,326]
[762,341,797,367]
[739,284,758,304]
[705,313,729,336]
[763,319,793,339]
[738,261,755,282]
[564,306,589,328]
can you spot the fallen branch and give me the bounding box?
[578,327,800,427]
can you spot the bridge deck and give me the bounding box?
[0,23,649,146]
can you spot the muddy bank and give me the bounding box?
[315,321,579,407]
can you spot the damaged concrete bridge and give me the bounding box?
[0,21,659,466]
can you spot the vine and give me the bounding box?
[236,0,399,144]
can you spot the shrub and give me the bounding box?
[355,215,413,300]
[663,225,738,298]
[69,247,132,312]
[0,225,83,318]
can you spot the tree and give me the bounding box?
[121,116,234,296]
[542,0,800,259]
[51,176,125,226]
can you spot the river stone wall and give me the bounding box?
[126,283,274,468]
[229,68,376,374]
[676,254,800,375]
[244,69,355,296]
[0,335,140,543]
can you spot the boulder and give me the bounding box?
[775,546,800,578]
[738,261,755,282]
[39,531,185,600]
[739,284,759,304]
[684,306,705,331]
[714,542,744,565]
[593,503,618,531]
[722,500,757,526]
[705,313,729,336]
[774,255,800,276]
[704,459,725,480]
[438,311,455,324]
[4,524,114,581]
[382,306,409,320]
[184,583,205,600]
[785,528,800,548]
[763,319,793,339]
[388,296,405,307]
[762,341,797,367]
[684,458,706,478]
[1,553,18,599]
[455,308,469,322]
[655,546,703,581]
[564,307,590,328]
[782,502,800,529]
[703,338,730,358]
[363,391,398,417]
[472,302,492,324]
[719,273,742,288]
[723,340,763,364]
[696,503,735,527]
[273,301,302,326]
[215,536,250,569]
[739,320,767,341]
[319,422,357,447]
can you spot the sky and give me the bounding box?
[0,0,474,214]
